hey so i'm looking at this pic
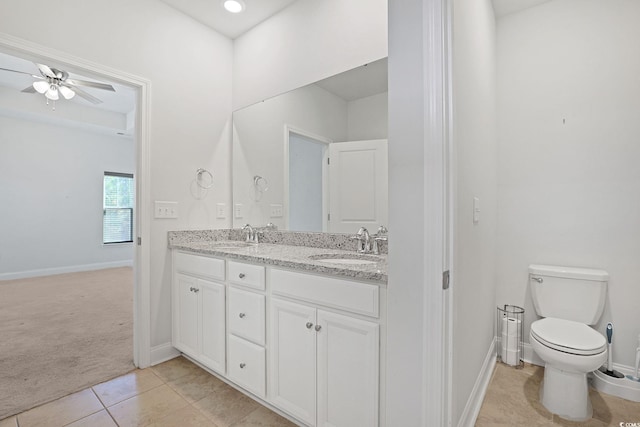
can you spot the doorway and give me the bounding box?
[0,34,151,415]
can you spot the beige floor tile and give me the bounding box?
[151,356,203,382]
[165,369,227,403]
[476,363,554,426]
[148,405,218,427]
[17,388,103,427]
[107,384,190,427]
[230,406,298,427]
[65,410,118,427]
[194,386,260,427]
[93,368,164,407]
[0,416,17,427]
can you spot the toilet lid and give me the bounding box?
[531,318,606,356]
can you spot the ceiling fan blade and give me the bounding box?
[0,67,41,78]
[21,86,37,93]
[70,86,103,104]
[36,63,56,78]
[65,78,115,92]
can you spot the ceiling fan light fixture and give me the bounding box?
[33,80,49,94]
[45,84,59,101]
[223,0,245,13]
[58,85,76,100]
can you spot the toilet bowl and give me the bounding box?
[530,318,607,421]
[528,264,609,421]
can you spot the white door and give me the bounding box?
[328,139,388,233]
[199,279,226,374]
[316,310,379,427]
[269,298,317,426]
[174,273,199,357]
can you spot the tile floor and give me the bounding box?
[476,362,640,426]
[0,356,296,427]
[3,357,639,427]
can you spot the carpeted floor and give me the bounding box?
[0,267,135,420]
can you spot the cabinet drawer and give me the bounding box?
[228,261,265,290]
[227,335,266,398]
[228,287,265,346]
[174,251,225,281]
[271,268,379,318]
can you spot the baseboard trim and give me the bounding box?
[0,260,133,281]
[150,342,180,366]
[457,337,497,427]
[522,342,544,367]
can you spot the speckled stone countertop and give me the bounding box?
[168,230,387,284]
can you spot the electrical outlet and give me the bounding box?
[154,201,178,219]
[270,204,283,218]
[216,203,226,219]
[234,203,243,219]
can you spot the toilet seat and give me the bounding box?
[531,318,606,356]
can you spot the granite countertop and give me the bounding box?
[169,238,387,284]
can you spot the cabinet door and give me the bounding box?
[174,273,200,357]
[270,298,317,426]
[317,310,379,427]
[199,279,226,374]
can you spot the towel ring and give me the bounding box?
[196,168,214,189]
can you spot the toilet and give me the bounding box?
[529,264,608,421]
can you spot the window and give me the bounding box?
[103,172,134,244]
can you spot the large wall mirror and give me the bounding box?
[232,57,388,233]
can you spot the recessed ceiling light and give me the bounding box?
[223,0,245,13]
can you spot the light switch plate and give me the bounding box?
[216,203,226,219]
[234,203,243,219]
[270,204,283,218]
[155,201,178,219]
[473,197,480,224]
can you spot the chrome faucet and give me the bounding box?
[372,225,388,255]
[352,227,371,253]
[242,224,259,243]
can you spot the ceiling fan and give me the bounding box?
[0,63,115,106]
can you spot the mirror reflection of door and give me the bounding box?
[288,131,329,231]
[328,139,388,233]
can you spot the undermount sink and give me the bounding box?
[191,241,253,249]
[309,254,381,265]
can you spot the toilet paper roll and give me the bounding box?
[502,332,519,352]
[503,348,519,366]
[501,317,521,336]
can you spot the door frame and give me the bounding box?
[283,125,331,231]
[0,33,152,368]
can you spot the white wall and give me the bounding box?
[451,0,498,424]
[347,92,388,141]
[496,0,640,368]
[233,0,388,110]
[0,0,233,349]
[0,116,134,279]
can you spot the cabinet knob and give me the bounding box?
[238,273,246,279]
[240,363,246,369]
[315,325,322,332]
[306,322,313,329]
[239,313,246,318]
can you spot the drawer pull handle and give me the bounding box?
[189,287,199,293]
[239,313,246,318]
[306,322,313,329]
[240,363,246,369]
[239,273,246,279]
[315,325,322,332]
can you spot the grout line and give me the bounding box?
[90,385,108,409]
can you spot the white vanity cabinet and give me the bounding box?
[172,252,226,374]
[171,251,384,427]
[270,268,380,427]
[226,261,267,398]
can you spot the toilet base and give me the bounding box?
[540,364,592,421]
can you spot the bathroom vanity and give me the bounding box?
[168,230,387,427]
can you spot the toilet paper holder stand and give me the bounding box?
[497,304,524,368]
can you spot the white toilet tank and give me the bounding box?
[529,264,608,325]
